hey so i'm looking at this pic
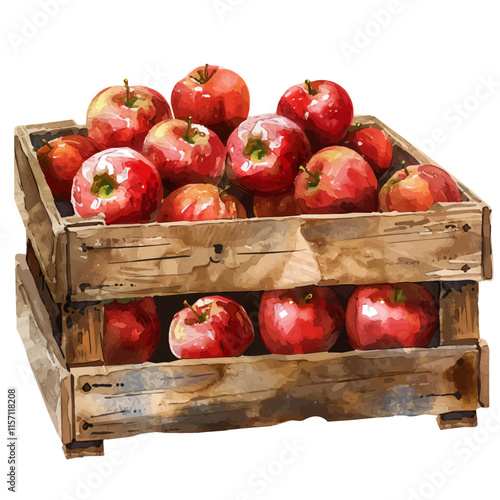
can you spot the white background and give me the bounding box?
[1,1,499,499]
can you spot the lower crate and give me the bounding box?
[15,255,489,458]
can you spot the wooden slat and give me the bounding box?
[478,339,489,408]
[61,302,104,367]
[15,255,73,443]
[439,281,479,345]
[72,345,481,441]
[14,129,67,302]
[437,411,477,430]
[482,206,493,280]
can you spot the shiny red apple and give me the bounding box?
[157,183,245,222]
[103,297,161,365]
[258,286,345,354]
[343,124,393,178]
[171,64,250,143]
[87,79,172,149]
[36,135,101,200]
[294,146,378,214]
[169,295,254,359]
[277,79,353,151]
[346,283,438,350]
[71,148,163,224]
[143,117,225,190]
[226,113,311,195]
[253,191,301,217]
[379,164,461,212]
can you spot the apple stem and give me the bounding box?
[42,138,52,150]
[183,300,205,323]
[305,79,318,96]
[184,116,195,144]
[401,160,409,176]
[304,293,313,303]
[299,165,321,188]
[218,185,231,196]
[124,78,130,102]
[193,63,217,84]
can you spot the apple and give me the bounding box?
[226,113,311,195]
[87,79,172,149]
[71,148,163,224]
[169,295,254,358]
[157,183,245,222]
[103,297,161,365]
[294,145,378,214]
[380,163,461,212]
[36,135,101,200]
[258,286,345,354]
[346,283,438,350]
[143,117,225,190]
[277,79,353,150]
[253,191,301,217]
[343,123,393,178]
[171,64,250,143]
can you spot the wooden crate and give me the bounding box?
[15,116,492,304]
[13,116,492,458]
[16,255,489,458]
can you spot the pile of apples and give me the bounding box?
[37,64,462,224]
[35,64,458,365]
[103,282,439,365]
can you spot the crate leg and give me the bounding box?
[63,440,104,459]
[437,411,477,430]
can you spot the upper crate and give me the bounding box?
[14,116,492,303]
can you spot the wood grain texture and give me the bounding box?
[439,282,479,345]
[14,116,492,302]
[15,255,73,443]
[72,345,482,441]
[61,302,104,366]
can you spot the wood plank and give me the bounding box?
[63,440,104,460]
[15,255,73,443]
[439,281,479,345]
[61,302,104,366]
[482,206,493,280]
[72,345,480,441]
[478,339,489,408]
[14,129,67,302]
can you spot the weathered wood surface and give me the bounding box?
[72,344,485,441]
[63,440,104,459]
[439,281,479,345]
[15,116,492,302]
[15,255,73,444]
[61,302,104,367]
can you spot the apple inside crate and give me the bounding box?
[14,116,492,458]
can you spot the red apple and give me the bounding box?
[226,113,311,195]
[143,117,225,190]
[103,297,161,365]
[169,296,254,358]
[294,146,378,214]
[71,148,163,224]
[380,163,461,212]
[157,183,245,222]
[343,124,392,178]
[87,79,172,149]
[277,79,353,150]
[171,64,250,143]
[253,191,301,217]
[259,286,345,354]
[37,135,101,200]
[346,283,438,350]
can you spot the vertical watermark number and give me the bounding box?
[6,388,16,493]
